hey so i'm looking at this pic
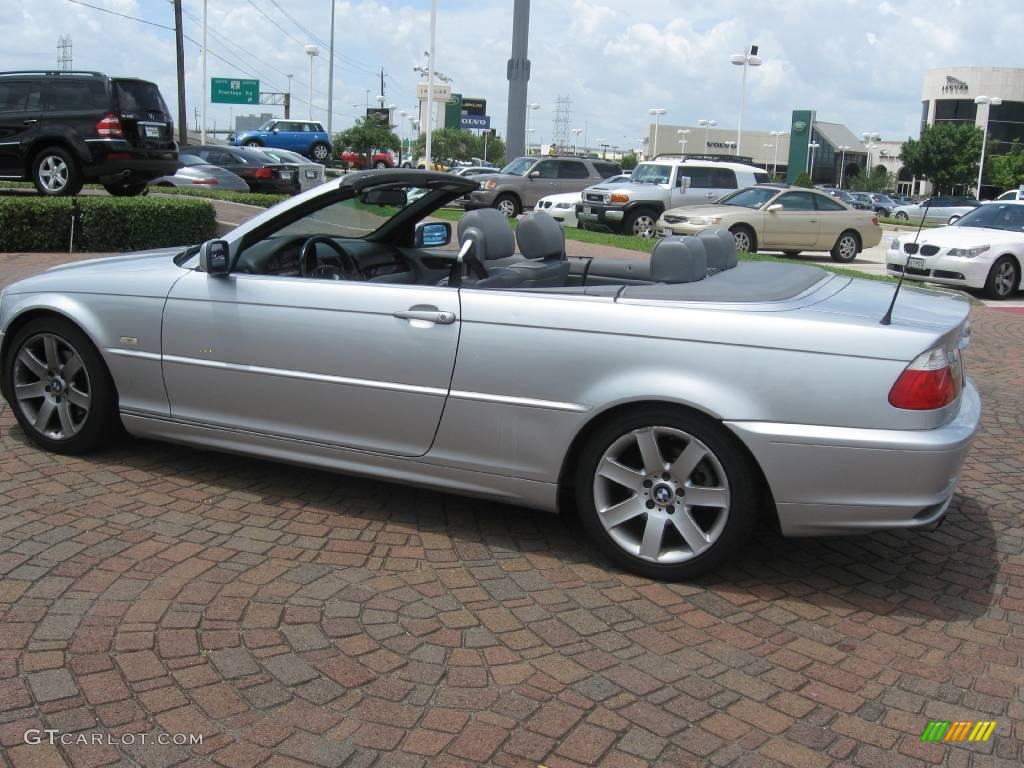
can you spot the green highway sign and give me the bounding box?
[211,78,259,105]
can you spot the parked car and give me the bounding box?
[464,156,622,217]
[148,153,248,192]
[993,188,1024,201]
[849,192,900,217]
[656,185,882,262]
[845,192,878,211]
[185,145,299,194]
[890,194,915,206]
[449,166,497,178]
[232,119,332,162]
[250,147,325,193]
[535,174,633,228]
[891,196,982,224]
[819,187,858,206]
[886,200,1024,299]
[0,70,179,196]
[340,150,395,169]
[0,170,979,580]
[577,158,771,238]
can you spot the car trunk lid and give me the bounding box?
[112,79,174,149]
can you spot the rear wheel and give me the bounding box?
[374,160,388,169]
[830,230,860,263]
[983,256,1020,300]
[310,143,330,161]
[102,180,148,197]
[4,317,120,455]
[31,147,83,196]
[894,211,909,221]
[243,140,263,148]
[625,209,658,239]
[575,406,758,580]
[494,194,521,218]
[730,225,757,254]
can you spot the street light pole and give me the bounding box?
[807,141,820,180]
[201,0,207,144]
[424,0,437,169]
[729,45,761,156]
[698,119,716,153]
[305,46,319,120]
[648,108,666,156]
[676,128,689,156]
[837,145,849,188]
[571,127,583,156]
[769,130,782,178]
[974,95,1002,199]
[526,102,539,154]
[326,0,335,135]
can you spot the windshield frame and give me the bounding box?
[717,187,780,209]
[629,163,673,185]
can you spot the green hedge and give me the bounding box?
[0,196,217,252]
[152,186,289,209]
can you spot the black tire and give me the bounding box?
[782,251,801,258]
[894,211,909,221]
[574,406,759,580]
[310,143,331,162]
[31,146,84,197]
[983,256,1020,300]
[830,230,860,263]
[624,208,658,239]
[494,194,521,218]
[102,180,148,197]
[3,317,121,455]
[730,224,757,254]
[374,160,388,169]
[243,140,263,148]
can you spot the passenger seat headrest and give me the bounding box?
[650,237,707,283]
[696,228,739,270]
[458,208,516,261]
[516,212,566,261]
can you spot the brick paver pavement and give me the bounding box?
[0,252,1021,767]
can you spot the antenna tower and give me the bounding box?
[57,35,72,70]
[551,95,572,152]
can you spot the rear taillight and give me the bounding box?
[889,345,962,410]
[190,178,218,185]
[872,216,879,226]
[96,113,124,138]
[254,168,273,179]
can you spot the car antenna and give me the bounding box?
[880,193,935,326]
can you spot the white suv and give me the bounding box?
[577,157,772,237]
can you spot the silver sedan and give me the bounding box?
[0,171,980,580]
[148,153,249,192]
[892,196,982,224]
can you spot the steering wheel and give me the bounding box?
[300,236,361,280]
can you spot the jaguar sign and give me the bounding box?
[942,76,969,94]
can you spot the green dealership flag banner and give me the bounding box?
[786,109,815,183]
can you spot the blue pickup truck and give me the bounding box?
[232,119,332,162]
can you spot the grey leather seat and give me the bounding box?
[698,229,739,274]
[439,208,523,287]
[506,212,570,287]
[648,236,707,283]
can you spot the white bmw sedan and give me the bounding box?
[535,173,632,228]
[886,201,1024,299]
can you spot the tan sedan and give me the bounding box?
[655,186,882,262]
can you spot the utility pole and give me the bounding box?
[326,0,335,135]
[172,1,187,146]
[505,0,531,159]
[201,0,207,144]
[425,0,436,168]
[380,68,386,103]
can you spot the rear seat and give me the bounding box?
[572,229,740,285]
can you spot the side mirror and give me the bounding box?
[528,170,540,179]
[199,240,230,275]
[414,221,451,248]
[766,203,783,212]
[272,128,280,133]
[677,175,691,191]
[948,215,961,224]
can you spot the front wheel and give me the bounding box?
[730,225,757,254]
[894,211,909,221]
[374,160,388,169]
[494,194,521,218]
[243,140,263,148]
[575,407,758,580]
[983,256,1020,300]
[32,147,83,196]
[4,317,121,455]
[625,209,658,239]
[102,180,148,197]
[830,230,860,263]
[310,143,330,161]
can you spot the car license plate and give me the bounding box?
[583,205,591,214]
[305,170,317,179]
[279,171,292,180]
[659,228,672,237]
[144,126,160,138]
[908,257,926,270]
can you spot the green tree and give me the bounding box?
[332,117,400,168]
[846,164,895,193]
[619,151,639,171]
[901,123,983,193]
[988,140,1024,191]
[792,172,813,188]
[412,129,505,168]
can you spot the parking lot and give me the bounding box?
[0,249,1021,767]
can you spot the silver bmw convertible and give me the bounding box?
[0,171,980,580]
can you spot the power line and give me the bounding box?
[262,0,379,77]
[65,0,177,32]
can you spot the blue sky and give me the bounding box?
[4,0,1023,149]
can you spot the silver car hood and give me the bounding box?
[5,249,188,298]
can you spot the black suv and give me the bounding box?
[0,70,179,196]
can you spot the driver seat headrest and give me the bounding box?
[458,208,516,261]
[516,212,566,261]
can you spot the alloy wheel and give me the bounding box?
[497,199,517,217]
[632,214,656,238]
[592,426,730,564]
[38,155,69,193]
[12,333,91,441]
[313,145,329,160]
[837,235,857,261]
[733,230,751,252]
[994,260,1018,297]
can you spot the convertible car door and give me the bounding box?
[160,272,460,457]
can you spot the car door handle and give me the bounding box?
[393,308,456,324]
[23,119,37,125]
